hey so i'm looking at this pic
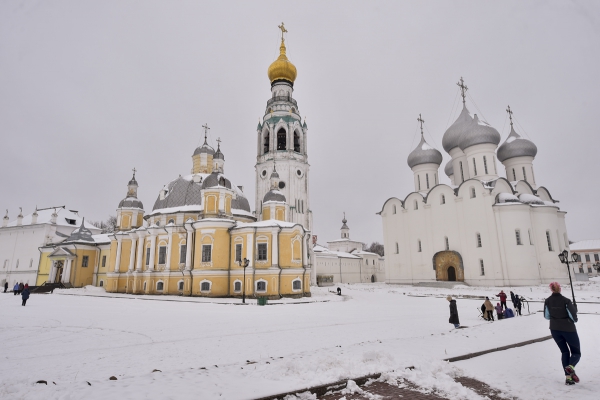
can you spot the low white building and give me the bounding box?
[314,215,385,285]
[570,240,600,276]
[379,85,571,287]
[0,206,101,287]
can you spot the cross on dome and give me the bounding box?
[202,123,210,144]
[278,22,288,41]
[132,167,137,178]
[506,105,514,128]
[457,77,468,105]
[417,114,425,137]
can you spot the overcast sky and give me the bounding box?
[1,1,599,246]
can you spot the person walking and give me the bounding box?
[18,282,24,295]
[484,297,494,321]
[13,282,19,296]
[21,284,30,306]
[515,294,522,316]
[495,302,504,320]
[4,281,8,293]
[544,282,580,385]
[497,290,507,310]
[510,291,517,309]
[447,296,460,328]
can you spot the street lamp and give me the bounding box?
[238,257,250,304]
[557,250,580,310]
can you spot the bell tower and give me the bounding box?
[255,23,311,230]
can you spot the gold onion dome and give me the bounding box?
[268,39,297,84]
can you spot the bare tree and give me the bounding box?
[90,215,118,234]
[366,242,384,256]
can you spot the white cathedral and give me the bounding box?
[380,80,570,286]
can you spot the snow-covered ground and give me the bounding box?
[1,281,598,399]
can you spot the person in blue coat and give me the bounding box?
[21,284,30,306]
[544,282,580,385]
[13,282,19,296]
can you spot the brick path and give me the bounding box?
[317,376,516,400]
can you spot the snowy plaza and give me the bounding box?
[1,282,599,400]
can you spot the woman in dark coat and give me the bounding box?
[447,296,460,328]
[21,284,30,306]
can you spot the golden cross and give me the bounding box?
[278,22,288,41]
[506,105,514,128]
[457,77,468,105]
[202,123,210,143]
[417,114,425,136]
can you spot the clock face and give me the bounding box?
[278,181,286,189]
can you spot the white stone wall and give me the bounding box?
[0,225,50,286]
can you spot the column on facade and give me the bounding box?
[184,220,194,271]
[128,232,138,272]
[247,232,254,268]
[272,228,279,267]
[135,230,147,272]
[114,235,123,273]
[148,233,157,272]
[62,258,72,284]
[165,226,174,271]
[48,261,57,283]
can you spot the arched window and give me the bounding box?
[293,131,300,152]
[256,280,267,292]
[460,162,465,182]
[472,158,478,176]
[528,229,533,245]
[435,173,438,186]
[476,233,482,248]
[512,168,517,181]
[277,128,287,150]
[483,156,488,174]
[200,281,211,291]
[441,194,446,205]
[292,279,302,290]
[418,175,421,190]
[263,132,270,154]
[99,280,104,287]
[178,281,184,291]
[515,229,522,245]
[234,280,242,292]
[418,240,422,252]
[395,242,399,254]
[546,230,553,251]
[392,205,397,214]
[493,156,497,174]
[156,281,164,291]
[522,167,527,182]
[480,259,485,276]
[532,168,536,185]
[445,237,449,251]
[414,200,418,210]
[426,174,430,189]
[470,187,476,198]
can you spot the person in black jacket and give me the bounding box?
[21,284,30,306]
[447,296,460,328]
[544,282,580,385]
[3,281,7,293]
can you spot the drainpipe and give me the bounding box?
[277,226,282,298]
[72,244,78,287]
[37,246,44,284]
[188,222,196,297]
[227,225,235,297]
[339,257,343,284]
[252,227,257,299]
[93,245,100,286]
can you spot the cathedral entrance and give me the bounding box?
[54,260,64,283]
[433,251,464,282]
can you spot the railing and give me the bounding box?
[266,96,298,107]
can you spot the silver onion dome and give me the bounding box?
[263,189,286,203]
[407,136,443,169]
[442,106,473,153]
[497,126,538,162]
[444,160,454,177]
[458,114,501,151]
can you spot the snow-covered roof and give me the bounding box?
[93,234,112,244]
[236,220,303,229]
[5,207,101,233]
[569,240,600,251]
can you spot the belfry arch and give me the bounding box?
[432,250,464,282]
[277,128,287,150]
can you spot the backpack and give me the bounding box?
[505,308,515,318]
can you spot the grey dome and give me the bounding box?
[497,126,538,162]
[270,168,279,179]
[263,189,286,202]
[214,147,225,160]
[119,197,144,209]
[232,195,251,212]
[66,219,94,242]
[128,177,138,186]
[153,176,203,211]
[192,141,215,156]
[444,160,454,177]
[202,172,232,189]
[458,114,501,151]
[442,106,473,152]
[407,136,443,169]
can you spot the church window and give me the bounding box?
[202,245,212,262]
[564,234,569,248]
[445,237,449,251]
[418,175,421,191]
[418,240,422,252]
[178,281,184,291]
[459,162,464,182]
[235,244,242,263]
[262,170,267,178]
[277,128,287,150]
[102,255,106,268]
[158,246,167,264]
[476,233,482,248]
[531,168,536,184]
[256,280,267,292]
[392,205,396,214]
[595,254,599,262]
[435,173,438,186]
[441,194,445,205]
[585,254,590,262]
[263,132,270,154]
[257,243,268,261]
[145,248,150,266]
[426,174,430,189]
[278,181,286,189]
[99,280,104,287]
[395,243,399,254]
[234,281,242,293]
[483,156,488,174]
[82,256,89,267]
[168,219,174,224]
[512,168,516,181]
[470,187,476,198]
[156,281,164,291]
[493,156,497,174]
[201,281,211,291]
[292,280,301,290]
[546,231,553,251]
[294,132,300,152]
[515,230,522,245]
[143,281,147,291]
[522,167,527,182]
[180,244,187,264]
[472,158,477,176]
[414,201,418,210]
[528,230,533,245]
[480,259,485,276]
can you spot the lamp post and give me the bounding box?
[593,262,600,274]
[238,257,250,304]
[558,250,580,310]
